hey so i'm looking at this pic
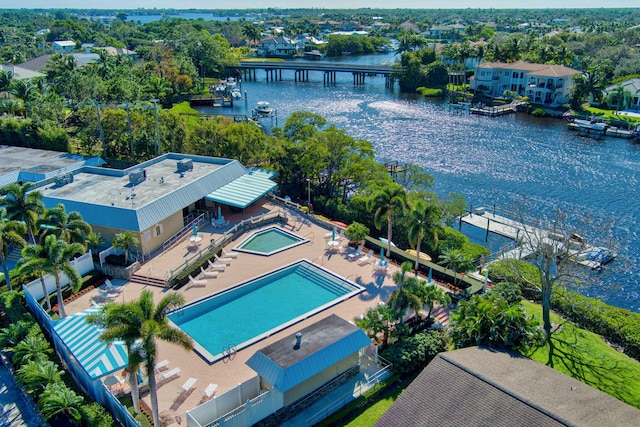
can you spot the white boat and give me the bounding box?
[231,88,242,100]
[304,50,324,59]
[569,118,608,132]
[254,101,273,115]
[226,77,237,88]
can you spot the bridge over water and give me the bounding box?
[237,61,395,87]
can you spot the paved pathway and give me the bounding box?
[0,360,40,426]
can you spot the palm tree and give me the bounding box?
[0,320,32,352]
[38,203,92,249]
[113,290,192,427]
[85,232,104,254]
[0,69,12,97]
[354,304,396,348]
[87,301,146,414]
[12,332,52,367]
[367,183,409,257]
[18,241,54,310]
[242,24,262,47]
[419,284,450,320]
[112,231,140,265]
[18,235,84,318]
[438,248,475,287]
[407,200,443,273]
[388,262,425,321]
[0,182,44,243]
[38,382,84,424]
[17,360,64,393]
[0,207,26,291]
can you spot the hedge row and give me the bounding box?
[489,259,640,361]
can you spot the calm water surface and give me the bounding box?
[200,54,640,312]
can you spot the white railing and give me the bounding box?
[162,213,208,253]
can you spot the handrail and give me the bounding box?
[161,213,208,253]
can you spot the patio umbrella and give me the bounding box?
[483,269,489,293]
[428,267,433,284]
[217,206,222,219]
[380,247,385,263]
[332,228,336,241]
[192,224,198,237]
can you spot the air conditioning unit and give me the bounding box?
[128,168,147,184]
[54,173,74,185]
[177,158,193,173]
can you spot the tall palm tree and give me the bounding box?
[419,284,450,320]
[1,182,44,244]
[112,231,140,265]
[18,241,54,310]
[38,203,92,249]
[0,207,26,291]
[367,183,408,257]
[87,301,146,414]
[407,200,443,273]
[388,262,424,321]
[18,235,84,318]
[438,248,475,287]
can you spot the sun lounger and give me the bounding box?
[102,279,124,293]
[201,383,218,402]
[347,245,364,261]
[358,249,374,265]
[157,367,181,385]
[222,248,239,259]
[200,266,218,279]
[98,289,119,300]
[207,260,226,271]
[179,377,198,395]
[154,360,170,373]
[188,275,207,287]
[214,254,232,265]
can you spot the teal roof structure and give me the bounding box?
[246,315,370,393]
[53,308,128,379]
[205,168,277,209]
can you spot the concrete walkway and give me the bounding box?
[0,359,41,426]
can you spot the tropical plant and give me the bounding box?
[38,203,92,249]
[367,183,409,256]
[0,320,32,352]
[388,262,425,321]
[345,222,369,243]
[419,284,451,320]
[18,235,84,318]
[0,182,44,244]
[12,332,52,367]
[18,240,54,311]
[86,232,104,254]
[112,231,140,265]
[38,382,84,423]
[449,293,543,351]
[407,200,442,273]
[17,360,64,393]
[438,248,475,286]
[354,303,397,348]
[0,207,26,291]
[0,69,12,96]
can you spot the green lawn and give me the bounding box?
[522,300,640,409]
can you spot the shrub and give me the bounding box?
[490,281,523,304]
[417,87,444,97]
[531,108,547,117]
[437,227,468,253]
[0,290,30,324]
[80,402,116,427]
[345,222,369,242]
[381,330,448,375]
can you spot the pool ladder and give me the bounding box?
[223,344,237,363]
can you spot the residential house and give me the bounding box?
[53,40,76,52]
[257,36,298,58]
[598,78,640,110]
[375,347,640,427]
[0,64,44,81]
[470,60,580,107]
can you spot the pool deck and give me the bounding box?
[63,198,451,425]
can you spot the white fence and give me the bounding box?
[23,251,94,300]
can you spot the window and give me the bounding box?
[144,230,151,242]
[154,224,163,237]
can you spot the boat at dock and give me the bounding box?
[304,50,324,59]
[567,118,639,139]
[254,101,273,115]
[231,87,242,100]
[568,118,608,132]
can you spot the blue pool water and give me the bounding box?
[168,260,363,362]
[234,226,308,255]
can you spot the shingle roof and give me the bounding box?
[246,314,370,393]
[375,347,640,427]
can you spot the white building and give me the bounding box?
[53,40,76,52]
[256,36,298,58]
[470,61,580,107]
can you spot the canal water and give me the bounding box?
[198,54,640,312]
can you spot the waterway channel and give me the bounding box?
[197,53,640,312]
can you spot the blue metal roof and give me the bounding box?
[246,315,371,393]
[205,168,277,209]
[53,308,128,379]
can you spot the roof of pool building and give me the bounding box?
[168,259,365,364]
[33,153,277,232]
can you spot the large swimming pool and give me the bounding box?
[168,260,364,363]
[233,226,308,256]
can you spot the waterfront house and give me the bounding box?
[257,36,298,58]
[375,346,640,427]
[597,78,640,110]
[470,61,580,107]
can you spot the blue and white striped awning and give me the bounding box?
[53,308,128,379]
[205,168,277,209]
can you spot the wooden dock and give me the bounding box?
[470,100,525,117]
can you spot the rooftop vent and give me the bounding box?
[54,173,74,186]
[177,158,193,173]
[128,168,147,185]
[294,332,302,350]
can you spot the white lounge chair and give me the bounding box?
[201,383,218,402]
[102,279,124,293]
[154,359,170,373]
[214,254,232,265]
[178,377,197,396]
[200,266,218,279]
[98,289,119,300]
[222,248,239,259]
[157,367,181,385]
[337,229,345,240]
[358,249,374,265]
[324,227,337,239]
[347,245,364,261]
[188,275,207,287]
[207,260,226,271]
